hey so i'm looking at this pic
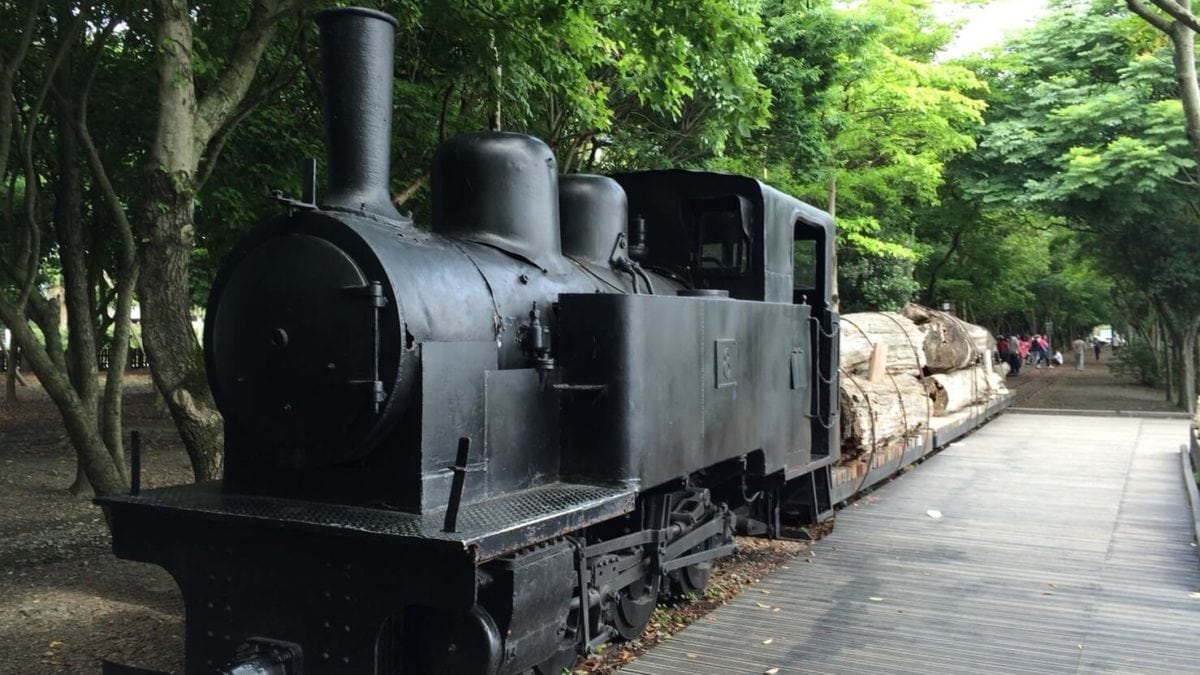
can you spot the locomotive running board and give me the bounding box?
[98,480,636,563]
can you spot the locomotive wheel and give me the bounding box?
[612,575,659,640]
[667,539,717,600]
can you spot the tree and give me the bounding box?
[713,0,985,311]
[0,1,307,497]
[135,0,304,480]
[0,1,137,496]
[1125,0,1200,183]
[972,0,1200,409]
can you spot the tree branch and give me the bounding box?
[193,0,301,152]
[194,17,306,191]
[1149,0,1200,32]
[1127,0,1176,34]
[0,0,42,184]
[393,174,429,208]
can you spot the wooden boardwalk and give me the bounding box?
[622,414,1199,674]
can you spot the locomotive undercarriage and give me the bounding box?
[101,478,776,675]
[413,486,737,675]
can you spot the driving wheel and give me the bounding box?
[612,575,659,640]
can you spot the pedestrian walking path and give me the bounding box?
[622,414,1200,674]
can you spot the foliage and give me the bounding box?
[1107,337,1161,385]
[9,0,1200,485]
[837,249,920,312]
[964,0,1200,407]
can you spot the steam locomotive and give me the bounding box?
[99,7,839,674]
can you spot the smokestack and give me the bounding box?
[316,8,401,220]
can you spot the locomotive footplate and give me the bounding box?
[99,480,635,563]
[97,482,635,674]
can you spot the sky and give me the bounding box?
[938,0,1051,60]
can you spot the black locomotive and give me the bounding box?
[99,7,839,675]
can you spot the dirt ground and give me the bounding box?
[1006,344,1180,413]
[0,352,1181,674]
[0,374,189,674]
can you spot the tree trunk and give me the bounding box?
[137,171,224,481]
[1180,329,1196,413]
[839,311,927,375]
[69,457,94,499]
[1167,338,1176,401]
[924,365,1005,416]
[902,303,992,373]
[839,372,928,459]
[132,0,295,482]
[1170,25,1200,183]
[0,304,129,493]
[5,346,15,401]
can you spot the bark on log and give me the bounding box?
[901,303,993,373]
[839,372,930,460]
[924,364,1005,416]
[839,312,927,375]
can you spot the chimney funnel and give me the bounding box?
[316,8,401,220]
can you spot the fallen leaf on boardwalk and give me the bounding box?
[687,653,698,659]
[772,607,782,613]
[1047,582,1057,588]
[47,641,62,648]
[1189,592,1200,599]
[926,509,942,519]
[765,669,780,674]
[760,589,771,595]
[756,602,772,609]
[868,596,884,602]
[762,638,774,645]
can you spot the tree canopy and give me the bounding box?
[4,0,1200,494]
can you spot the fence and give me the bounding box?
[0,346,148,372]
[97,346,149,371]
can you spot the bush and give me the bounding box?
[1107,338,1160,386]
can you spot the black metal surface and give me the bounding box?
[433,132,565,272]
[559,174,628,264]
[316,8,400,220]
[558,293,811,489]
[129,430,141,496]
[611,171,835,304]
[443,437,471,532]
[210,232,385,468]
[99,481,634,561]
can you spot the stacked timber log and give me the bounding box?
[832,303,1008,484]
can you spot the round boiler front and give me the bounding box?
[206,223,403,469]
